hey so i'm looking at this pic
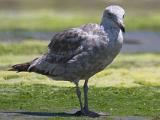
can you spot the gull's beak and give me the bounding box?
[117,20,125,33]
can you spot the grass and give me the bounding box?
[0,41,160,119]
[0,85,159,118]
[0,40,47,55]
[126,14,160,31]
[0,11,98,32]
[0,10,160,32]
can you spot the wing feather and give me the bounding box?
[48,28,87,53]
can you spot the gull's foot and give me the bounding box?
[74,110,83,116]
[84,111,101,117]
[74,110,109,117]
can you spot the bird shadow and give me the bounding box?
[3,111,80,117]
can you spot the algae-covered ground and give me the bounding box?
[0,41,159,119]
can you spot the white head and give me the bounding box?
[101,5,125,33]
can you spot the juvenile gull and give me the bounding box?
[10,5,125,117]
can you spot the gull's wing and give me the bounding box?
[47,28,87,63]
[28,28,89,75]
[29,24,109,78]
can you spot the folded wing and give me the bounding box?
[29,28,89,76]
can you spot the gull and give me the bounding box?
[10,5,125,117]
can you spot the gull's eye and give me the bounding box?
[108,12,112,18]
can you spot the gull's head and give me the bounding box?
[102,5,125,33]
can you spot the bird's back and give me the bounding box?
[28,23,122,82]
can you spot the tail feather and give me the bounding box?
[9,58,38,72]
[9,62,31,72]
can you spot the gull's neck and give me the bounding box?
[100,17,119,32]
[100,17,123,46]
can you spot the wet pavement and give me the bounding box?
[0,111,153,120]
[123,31,160,53]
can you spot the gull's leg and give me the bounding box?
[74,80,107,117]
[83,79,104,117]
[75,82,84,114]
[83,79,89,112]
